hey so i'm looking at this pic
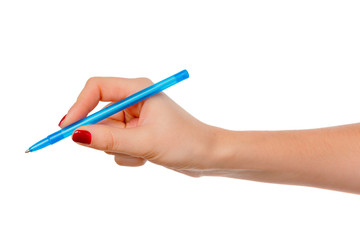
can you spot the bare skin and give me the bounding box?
[60,77,360,194]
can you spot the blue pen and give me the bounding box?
[25,70,189,153]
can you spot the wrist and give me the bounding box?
[199,125,291,179]
[205,128,317,185]
[205,128,273,172]
[202,126,248,170]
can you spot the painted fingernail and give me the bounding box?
[58,114,67,126]
[72,130,92,144]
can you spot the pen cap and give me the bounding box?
[173,70,189,83]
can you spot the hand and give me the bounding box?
[58,76,360,193]
[59,76,216,176]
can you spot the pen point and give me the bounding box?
[25,149,30,153]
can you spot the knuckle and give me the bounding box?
[105,129,118,152]
[86,77,98,86]
[138,77,153,85]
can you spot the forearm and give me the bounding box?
[209,124,360,194]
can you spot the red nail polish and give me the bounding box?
[58,114,67,126]
[72,130,92,144]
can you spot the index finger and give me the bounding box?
[59,76,152,128]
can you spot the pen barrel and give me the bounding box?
[28,70,189,152]
[59,70,189,139]
[47,130,67,144]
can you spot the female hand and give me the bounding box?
[59,76,217,176]
[58,76,360,193]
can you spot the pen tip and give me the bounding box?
[25,149,30,153]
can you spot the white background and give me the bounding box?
[1,0,359,239]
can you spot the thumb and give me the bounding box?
[72,124,150,156]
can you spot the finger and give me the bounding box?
[72,124,151,157]
[114,154,147,167]
[60,77,152,128]
[105,151,116,156]
[97,102,140,128]
[97,118,126,129]
[99,102,137,124]
[91,102,126,123]
[104,151,146,166]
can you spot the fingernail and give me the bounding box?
[58,114,67,126]
[72,130,92,144]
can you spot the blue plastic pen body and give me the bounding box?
[27,70,189,152]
